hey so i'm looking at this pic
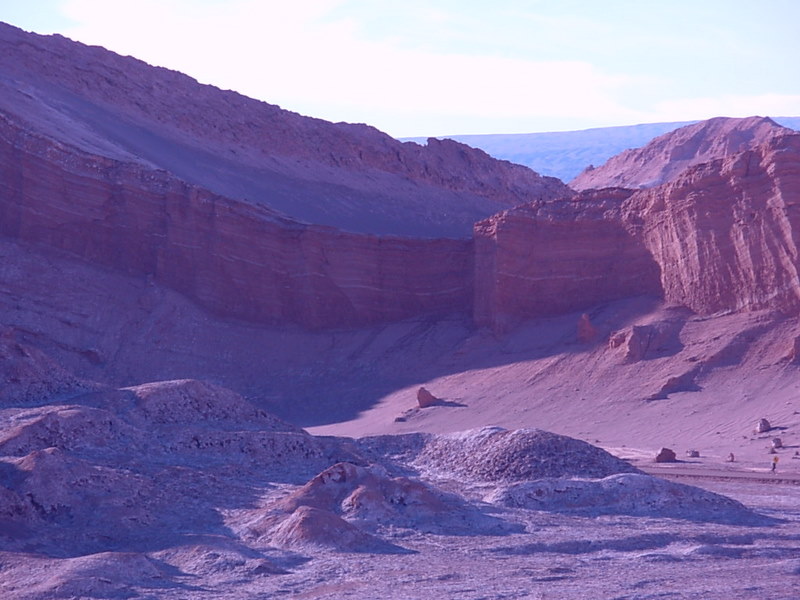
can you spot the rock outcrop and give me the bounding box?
[474,131,800,328]
[416,387,439,408]
[655,447,677,463]
[473,189,662,330]
[624,133,800,315]
[571,116,792,190]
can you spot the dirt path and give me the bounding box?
[641,463,800,485]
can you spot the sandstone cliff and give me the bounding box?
[473,189,662,330]
[474,133,800,329]
[570,116,792,191]
[625,133,800,315]
[0,113,472,329]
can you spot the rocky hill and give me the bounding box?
[0,22,575,329]
[405,117,800,182]
[0,22,567,239]
[570,116,793,190]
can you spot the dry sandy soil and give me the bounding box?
[2,240,800,599]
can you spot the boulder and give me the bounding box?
[772,438,783,449]
[417,387,439,408]
[755,418,772,434]
[577,313,599,343]
[655,447,677,463]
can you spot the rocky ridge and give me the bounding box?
[3,23,800,332]
[570,116,792,190]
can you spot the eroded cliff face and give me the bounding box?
[626,133,800,314]
[0,114,472,329]
[570,116,791,191]
[474,133,800,329]
[473,189,662,330]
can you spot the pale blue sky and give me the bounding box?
[1,0,798,137]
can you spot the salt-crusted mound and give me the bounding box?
[268,505,404,554]
[0,405,139,457]
[268,461,511,535]
[0,448,163,554]
[571,116,791,190]
[153,540,287,577]
[360,427,639,483]
[125,379,301,432]
[0,331,91,406]
[1,551,166,600]
[487,473,770,525]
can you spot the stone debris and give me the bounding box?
[755,418,772,434]
[416,387,439,408]
[655,447,677,463]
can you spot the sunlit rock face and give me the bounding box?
[624,133,800,315]
[570,116,792,191]
[473,130,800,329]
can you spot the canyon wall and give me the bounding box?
[0,114,472,329]
[474,133,800,330]
[473,189,663,330]
[626,133,800,315]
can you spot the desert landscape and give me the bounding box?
[1,21,800,599]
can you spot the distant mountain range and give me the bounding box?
[403,117,800,183]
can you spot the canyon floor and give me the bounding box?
[2,239,800,599]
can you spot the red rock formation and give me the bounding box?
[0,113,473,328]
[577,313,599,343]
[571,116,791,191]
[416,387,439,408]
[474,133,800,328]
[625,133,800,315]
[473,189,662,331]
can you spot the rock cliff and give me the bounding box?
[570,116,792,191]
[473,189,662,330]
[474,132,800,329]
[0,113,473,329]
[625,133,800,314]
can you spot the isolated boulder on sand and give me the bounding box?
[655,447,677,463]
[755,418,772,434]
[577,313,598,343]
[417,387,439,408]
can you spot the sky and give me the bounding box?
[1,0,799,137]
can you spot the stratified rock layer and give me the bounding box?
[626,133,800,315]
[0,114,474,329]
[473,189,662,330]
[474,132,800,328]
